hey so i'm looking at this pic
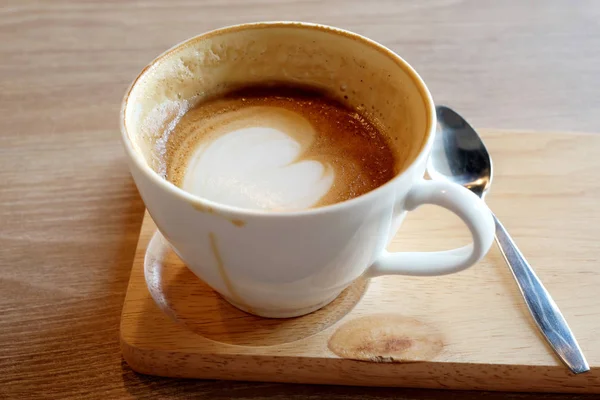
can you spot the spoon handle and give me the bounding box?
[493,213,589,374]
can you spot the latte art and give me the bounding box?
[183,109,335,210]
[162,85,397,211]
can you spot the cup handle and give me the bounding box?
[366,179,495,277]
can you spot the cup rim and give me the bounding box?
[120,21,435,217]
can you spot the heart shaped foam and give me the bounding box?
[182,107,334,211]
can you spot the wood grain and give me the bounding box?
[120,131,600,393]
[1,0,600,399]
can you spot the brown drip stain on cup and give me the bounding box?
[208,232,254,314]
[328,314,444,362]
[191,201,246,227]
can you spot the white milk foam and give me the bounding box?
[182,125,334,211]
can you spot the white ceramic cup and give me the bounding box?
[120,22,495,318]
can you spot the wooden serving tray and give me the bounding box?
[121,130,600,393]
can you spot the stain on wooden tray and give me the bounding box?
[328,314,444,362]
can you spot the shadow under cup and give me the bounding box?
[121,22,434,318]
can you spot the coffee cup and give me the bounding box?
[120,22,495,318]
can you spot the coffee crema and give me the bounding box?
[161,84,398,211]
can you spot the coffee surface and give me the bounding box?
[162,85,397,211]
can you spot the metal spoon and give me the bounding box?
[428,105,589,374]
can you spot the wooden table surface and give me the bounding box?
[1,1,599,399]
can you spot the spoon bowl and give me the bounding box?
[428,106,492,198]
